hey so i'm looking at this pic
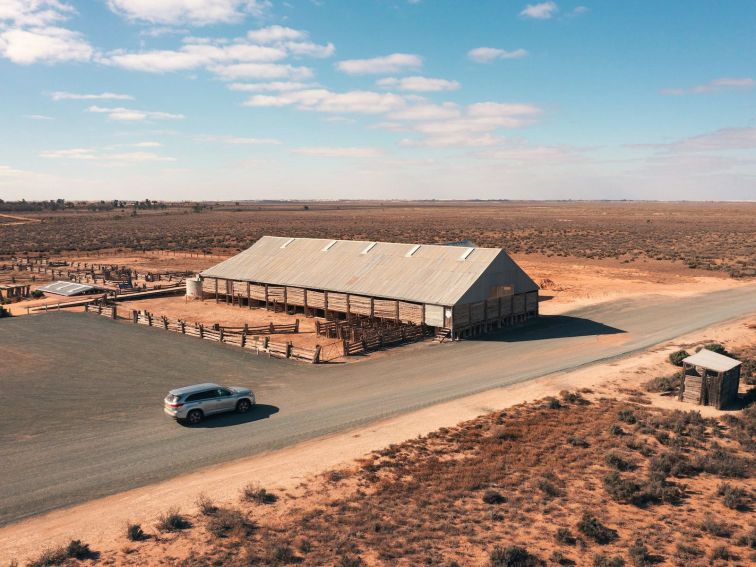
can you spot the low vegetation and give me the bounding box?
[2,201,754,277]
[90,393,754,566]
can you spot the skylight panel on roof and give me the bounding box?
[406,244,421,257]
[281,238,296,248]
[322,240,337,251]
[362,242,377,254]
[460,247,475,261]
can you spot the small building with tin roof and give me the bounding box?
[679,349,742,409]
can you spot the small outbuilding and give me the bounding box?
[0,283,31,302]
[35,281,100,297]
[678,349,741,409]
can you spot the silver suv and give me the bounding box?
[164,383,255,425]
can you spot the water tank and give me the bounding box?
[186,276,204,299]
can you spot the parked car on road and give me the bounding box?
[164,383,255,425]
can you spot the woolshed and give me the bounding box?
[678,349,742,409]
[199,236,538,339]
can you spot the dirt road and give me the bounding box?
[1,284,755,527]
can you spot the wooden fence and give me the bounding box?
[342,324,428,356]
[129,310,320,363]
[83,302,118,319]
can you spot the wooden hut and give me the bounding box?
[0,283,30,302]
[678,350,741,409]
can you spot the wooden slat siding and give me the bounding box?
[513,294,526,315]
[453,304,470,326]
[470,301,485,324]
[349,294,373,316]
[373,298,396,319]
[327,292,348,312]
[201,277,217,294]
[486,298,499,321]
[248,283,266,301]
[307,290,326,309]
[286,286,306,306]
[267,286,286,302]
[500,296,513,317]
[525,291,538,312]
[398,301,423,324]
[233,280,247,296]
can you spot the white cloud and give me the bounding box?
[377,76,460,92]
[388,102,460,121]
[392,101,544,147]
[86,105,185,121]
[0,1,75,27]
[467,47,528,63]
[637,127,756,152]
[293,146,382,158]
[247,25,304,43]
[661,77,755,96]
[25,114,53,120]
[284,40,334,58]
[520,1,558,19]
[336,53,422,75]
[228,81,318,92]
[194,134,281,145]
[0,25,92,64]
[40,146,175,163]
[243,88,407,114]
[103,42,287,73]
[132,141,162,147]
[51,91,134,101]
[107,0,271,26]
[210,62,313,80]
[40,147,97,159]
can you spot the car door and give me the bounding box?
[214,388,237,412]
[188,389,221,415]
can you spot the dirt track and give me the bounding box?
[1,284,755,529]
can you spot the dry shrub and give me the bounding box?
[156,507,191,532]
[489,545,545,567]
[206,507,256,539]
[241,482,278,504]
[126,522,146,541]
[577,513,618,544]
[28,540,94,567]
[700,513,733,538]
[196,493,218,515]
[716,482,750,511]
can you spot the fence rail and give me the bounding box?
[127,309,321,363]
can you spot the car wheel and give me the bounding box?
[187,409,203,425]
[236,399,251,414]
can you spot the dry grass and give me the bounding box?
[3,201,754,277]
[99,392,754,566]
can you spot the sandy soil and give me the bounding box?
[1,315,752,564]
[516,254,748,315]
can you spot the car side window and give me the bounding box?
[217,388,231,397]
[186,390,216,402]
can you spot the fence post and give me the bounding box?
[295,319,300,333]
[112,304,117,319]
[269,322,274,334]
[199,324,204,339]
[343,339,349,356]
[263,336,269,349]
[286,341,292,358]
[219,328,225,342]
[313,345,321,364]
[241,332,246,348]
[84,304,89,313]
[132,310,138,324]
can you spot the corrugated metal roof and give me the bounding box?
[36,281,96,296]
[201,236,536,306]
[683,350,741,372]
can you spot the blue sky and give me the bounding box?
[1,0,755,201]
